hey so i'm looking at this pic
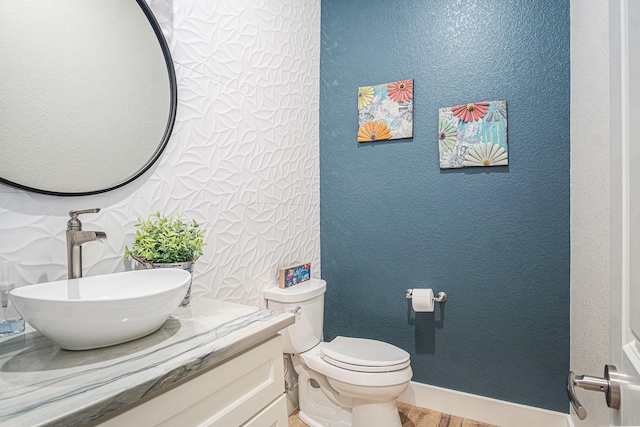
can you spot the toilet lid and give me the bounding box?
[321,337,410,373]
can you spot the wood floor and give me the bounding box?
[288,402,499,427]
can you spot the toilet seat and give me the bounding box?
[321,336,410,373]
[299,344,413,388]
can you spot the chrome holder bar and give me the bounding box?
[405,289,448,303]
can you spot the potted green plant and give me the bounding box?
[125,211,205,306]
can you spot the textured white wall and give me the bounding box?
[570,0,611,425]
[0,0,321,307]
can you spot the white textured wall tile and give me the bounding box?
[0,0,320,307]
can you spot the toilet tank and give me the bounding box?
[263,278,326,354]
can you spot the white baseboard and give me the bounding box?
[399,381,573,427]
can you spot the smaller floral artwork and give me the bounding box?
[358,79,413,142]
[438,100,508,169]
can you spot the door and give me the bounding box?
[610,0,640,424]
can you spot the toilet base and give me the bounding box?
[351,399,402,427]
[298,400,401,427]
[325,371,408,427]
[298,410,350,427]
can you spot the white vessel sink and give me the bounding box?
[10,269,191,350]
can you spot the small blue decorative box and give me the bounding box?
[279,263,311,288]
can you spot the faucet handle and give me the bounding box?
[67,208,101,230]
[69,208,101,218]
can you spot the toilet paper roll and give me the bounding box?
[411,288,435,312]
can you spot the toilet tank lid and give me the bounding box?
[263,278,326,303]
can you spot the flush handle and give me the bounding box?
[290,306,302,314]
[567,365,621,420]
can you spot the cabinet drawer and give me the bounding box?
[98,335,285,427]
[242,394,288,427]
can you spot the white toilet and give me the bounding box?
[264,278,412,427]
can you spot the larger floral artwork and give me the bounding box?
[357,79,413,142]
[438,100,508,169]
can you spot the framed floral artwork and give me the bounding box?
[357,79,413,142]
[438,100,508,169]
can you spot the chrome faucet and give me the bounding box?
[66,209,107,279]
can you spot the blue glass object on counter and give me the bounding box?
[0,261,24,337]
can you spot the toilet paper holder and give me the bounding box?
[405,289,447,303]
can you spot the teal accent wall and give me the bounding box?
[320,0,570,412]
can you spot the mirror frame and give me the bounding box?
[0,0,177,197]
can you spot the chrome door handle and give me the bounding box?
[567,365,621,420]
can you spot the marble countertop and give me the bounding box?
[0,298,294,427]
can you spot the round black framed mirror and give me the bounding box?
[0,0,177,196]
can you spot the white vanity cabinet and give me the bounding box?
[0,300,294,427]
[98,335,288,427]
